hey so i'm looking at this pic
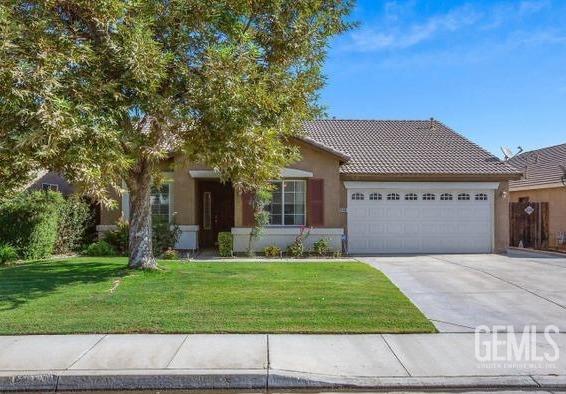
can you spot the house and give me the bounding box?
[508,143,566,246]
[98,119,522,254]
[26,170,74,195]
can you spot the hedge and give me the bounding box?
[0,191,64,260]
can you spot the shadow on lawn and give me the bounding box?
[0,260,127,311]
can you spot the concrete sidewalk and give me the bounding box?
[1,333,565,392]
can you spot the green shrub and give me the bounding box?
[0,243,18,264]
[264,245,282,257]
[103,219,129,255]
[286,241,304,257]
[83,240,116,256]
[161,248,179,260]
[0,191,64,260]
[218,232,233,257]
[54,196,93,254]
[286,226,311,258]
[312,238,330,256]
[103,218,181,256]
[153,219,181,256]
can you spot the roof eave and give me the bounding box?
[293,136,351,163]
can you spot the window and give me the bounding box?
[457,193,470,201]
[351,192,365,200]
[422,193,436,201]
[265,180,305,225]
[404,193,418,201]
[203,192,211,230]
[475,193,488,201]
[369,192,382,201]
[150,184,171,223]
[386,193,400,201]
[440,193,453,201]
[42,183,59,192]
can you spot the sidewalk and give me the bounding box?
[1,333,565,392]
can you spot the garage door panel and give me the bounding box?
[368,223,386,234]
[347,187,493,254]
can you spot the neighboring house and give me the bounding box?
[98,119,522,254]
[26,170,74,196]
[508,143,566,245]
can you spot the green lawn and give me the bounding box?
[0,258,435,334]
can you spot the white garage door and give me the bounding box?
[346,183,496,254]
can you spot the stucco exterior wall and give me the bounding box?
[233,140,343,228]
[510,186,566,238]
[28,172,74,196]
[494,181,510,253]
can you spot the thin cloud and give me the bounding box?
[345,1,552,53]
[350,5,479,51]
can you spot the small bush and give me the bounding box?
[312,238,330,256]
[153,219,181,256]
[103,219,129,255]
[54,196,93,254]
[0,243,18,264]
[218,232,233,257]
[161,248,179,260]
[264,245,282,257]
[0,191,64,260]
[286,241,304,257]
[83,240,116,256]
[286,226,311,258]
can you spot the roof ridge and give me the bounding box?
[305,119,433,122]
[514,142,566,157]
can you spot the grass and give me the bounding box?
[0,257,435,334]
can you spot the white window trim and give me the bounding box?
[266,179,307,227]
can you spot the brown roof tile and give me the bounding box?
[304,119,520,176]
[508,143,566,189]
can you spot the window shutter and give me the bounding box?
[307,178,324,227]
[242,191,255,227]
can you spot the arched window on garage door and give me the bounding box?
[369,192,382,200]
[351,192,364,200]
[386,193,400,201]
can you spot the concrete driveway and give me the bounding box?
[361,253,566,332]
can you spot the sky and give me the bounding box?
[321,0,566,157]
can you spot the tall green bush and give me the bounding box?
[218,232,233,257]
[0,191,64,259]
[54,196,93,254]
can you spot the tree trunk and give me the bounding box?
[127,162,157,270]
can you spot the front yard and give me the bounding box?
[0,258,434,334]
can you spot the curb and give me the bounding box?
[2,371,565,392]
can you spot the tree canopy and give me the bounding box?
[0,0,353,267]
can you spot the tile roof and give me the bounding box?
[508,143,566,189]
[304,119,520,176]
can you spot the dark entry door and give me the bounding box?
[198,181,234,248]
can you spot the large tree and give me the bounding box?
[0,0,352,268]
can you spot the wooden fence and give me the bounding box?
[509,202,549,249]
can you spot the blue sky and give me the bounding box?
[322,0,566,156]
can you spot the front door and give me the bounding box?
[198,181,234,248]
